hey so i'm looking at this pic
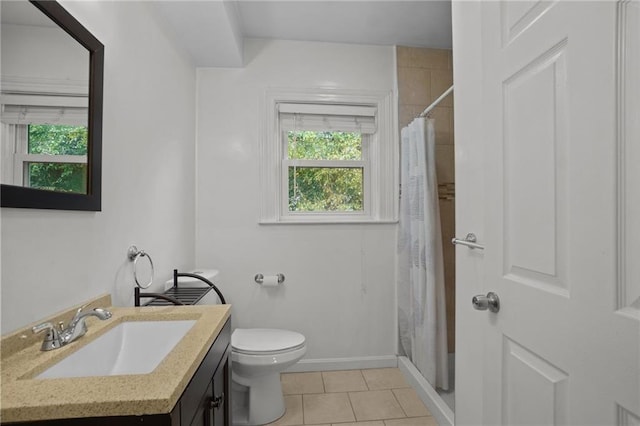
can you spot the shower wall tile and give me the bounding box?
[430,106,453,145]
[445,260,456,353]
[397,67,431,107]
[397,46,456,356]
[399,104,423,129]
[450,110,455,143]
[397,46,451,70]
[439,199,457,353]
[435,145,455,184]
[430,70,454,107]
[396,46,415,67]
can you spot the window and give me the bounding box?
[1,96,88,193]
[260,88,398,224]
[287,130,365,213]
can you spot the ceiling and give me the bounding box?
[152,1,452,67]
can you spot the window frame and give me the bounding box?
[259,88,398,224]
[282,133,371,218]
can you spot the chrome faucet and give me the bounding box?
[32,306,112,351]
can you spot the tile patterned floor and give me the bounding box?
[266,368,439,426]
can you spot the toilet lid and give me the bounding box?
[232,328,306,354]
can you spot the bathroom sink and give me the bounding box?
[37,320,196,379]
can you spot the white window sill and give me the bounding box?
[259,218,399,225]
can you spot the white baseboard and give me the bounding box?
[285,355,398,372]
[397,356,454,426]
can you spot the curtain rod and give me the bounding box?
[419,85,454,118]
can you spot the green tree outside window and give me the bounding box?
[27,124,88,194]
[288,131,363,212]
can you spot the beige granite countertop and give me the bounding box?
[1,295,231,423]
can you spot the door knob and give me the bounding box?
[472,292,500,313]
[452,233,485,250]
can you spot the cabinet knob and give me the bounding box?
[210,392,225,409]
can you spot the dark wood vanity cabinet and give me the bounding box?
[181,319,230,426]
[186,355,228,426]
[10,319,231,426]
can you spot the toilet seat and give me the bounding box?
[232,328,306,355]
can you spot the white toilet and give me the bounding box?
[231,328,306,425]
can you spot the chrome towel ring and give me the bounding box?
[127,245,154,289]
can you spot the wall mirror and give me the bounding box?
[1,0,103,211]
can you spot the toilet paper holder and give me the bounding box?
[254,273,285,285]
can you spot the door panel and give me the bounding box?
[502,39,568,293]
[620,0,640,314]
[502,338,568,426]
[454,0,639,424]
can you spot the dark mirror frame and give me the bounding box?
[1,0,104,211]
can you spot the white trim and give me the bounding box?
[0,94,87,108]
[398,356,454,426]
[259,87,398,224]
[616,0,628,310]
[12,126,27,185]
[285,355,398,372]
[278,103,376,117]
[1,106,88,126]
[16,154,87,164]
[281,114,376,133]
[1,94,88,127]
[1,75,88,97]
[259,219,398,225]
[285,159,365,168]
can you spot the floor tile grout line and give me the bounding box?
[346,391,357,423]
[390,388,409,418]
[361,369,372,391]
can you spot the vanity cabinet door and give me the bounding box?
[210,355,229,426]
[188,382,213,426]
[181,320,230,426]
[188,355,229,426]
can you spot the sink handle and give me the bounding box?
[32,322,54,334]
[32,322,63,351]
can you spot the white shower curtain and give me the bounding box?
[397,117,449,391]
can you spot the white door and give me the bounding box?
[453,1,640,425]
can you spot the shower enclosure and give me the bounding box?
[395,46,456,426]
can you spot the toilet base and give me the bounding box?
[232,372,285,426]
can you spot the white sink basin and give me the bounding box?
[37,320,196,379]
